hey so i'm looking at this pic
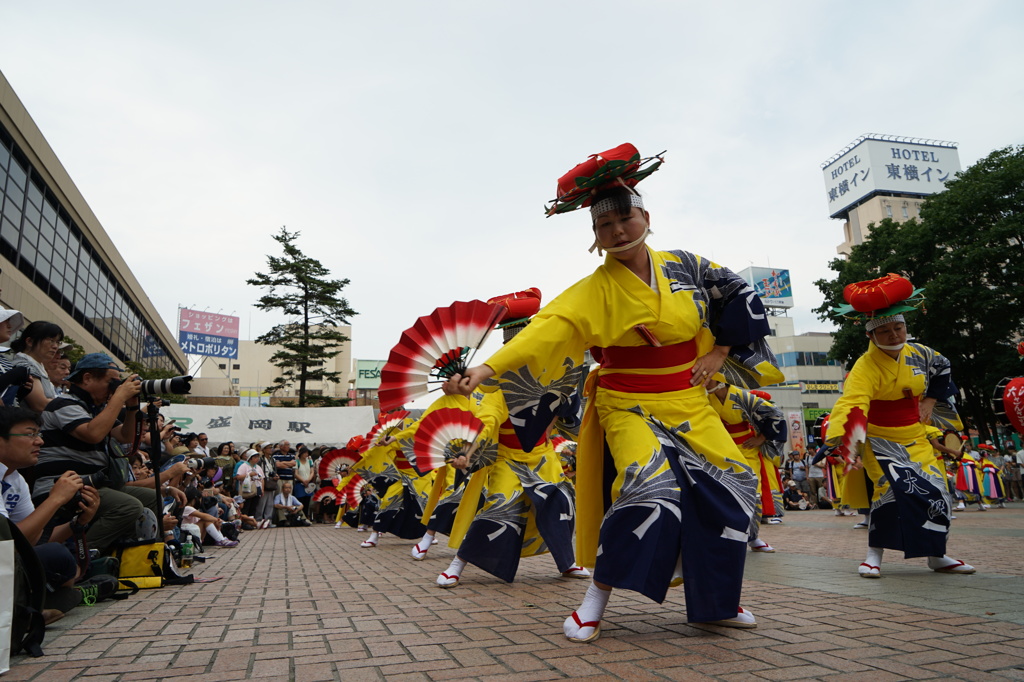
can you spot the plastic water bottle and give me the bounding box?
[181,535,194,569]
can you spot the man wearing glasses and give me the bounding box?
[30,353,156,554]
[1,406,100,622]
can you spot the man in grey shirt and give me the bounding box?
[32,353,155,553]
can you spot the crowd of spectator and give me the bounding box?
[0,306,335,627]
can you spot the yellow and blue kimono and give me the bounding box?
[352,421,438,540]
[826,342,961,558]
[483,247,782,623]
[707,385,787,534]
[446,387,579,582]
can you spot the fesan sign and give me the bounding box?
[354,359,387,389]
[821,135,962,219]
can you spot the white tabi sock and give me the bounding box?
[564,582,611,640]
[444,556,466,578]
[864,546,883,567]
[365,531,380,544]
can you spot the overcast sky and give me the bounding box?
[2,1,1022,369]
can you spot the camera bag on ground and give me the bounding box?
[77,575,139,605]
[1,515,46,667]
[113,540,193,589]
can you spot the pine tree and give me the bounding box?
[247,227,357,407]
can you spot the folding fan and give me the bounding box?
[812,413,830,446]
[378,300,504,412]
[340,476,372,507]
[551,436,578,475]
[837,406,867,474]
[312,487,343,505]
[412,407,484,475]
[318,448,360,481]
[365,410,411,449]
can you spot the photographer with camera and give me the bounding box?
[31,353,158,555]
[1,406,101,623]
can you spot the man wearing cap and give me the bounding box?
[31,353,157,554]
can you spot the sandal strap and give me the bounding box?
[571,610,600,629]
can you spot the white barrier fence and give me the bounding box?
[160,404,377,447]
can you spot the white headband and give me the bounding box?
[590,192,645,220]
[865,313,905,332]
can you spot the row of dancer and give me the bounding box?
[347,144,978,644]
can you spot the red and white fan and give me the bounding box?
[837,406,867,474]
[378,300,504,412]
[412,407,485,475]
[312,487,344,506]
[318,448,360,481]
[340,476,372,507]
[551,436,578,475]
[365,410,411,449]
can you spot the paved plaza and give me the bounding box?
[6,506,1024,681]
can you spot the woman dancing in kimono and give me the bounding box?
[445,144,783,642]
[825,275,975,578]
[355,421,436,549]
[707,384,787,552]
[435,292,589,585]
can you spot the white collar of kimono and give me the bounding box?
[588,226,652,256]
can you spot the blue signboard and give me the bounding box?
[142,334,165,358]
[177,331,239,358]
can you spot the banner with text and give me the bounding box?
[354,359,387,389]
[178,308,240,359]
[161,404,376,445]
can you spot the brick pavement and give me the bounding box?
[6,506,1024,680]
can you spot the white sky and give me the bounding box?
[2,1,1022,367]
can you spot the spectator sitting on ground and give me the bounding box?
[0,306,31,407]
[782,480,809,510]
[31,353,157,555]
[10,320,65,413]
[46,355,71,397]
[127,451,187,511]
[194,432,210,456]
[274,481,311,527]
[180,486,238,547]
[0,406,101,624]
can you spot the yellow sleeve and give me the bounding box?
[824,353,874,445]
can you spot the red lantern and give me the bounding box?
[993,377,1024,436]
[843,274,914,313]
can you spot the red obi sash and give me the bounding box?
[723,420,754,445]
[596,340,698,393]
[498,419,546,450]
[868,396,920,427]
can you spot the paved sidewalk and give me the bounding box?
[6,506,1024,681]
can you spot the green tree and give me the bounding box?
[247,227,357,407]
[815,146,1024,442]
